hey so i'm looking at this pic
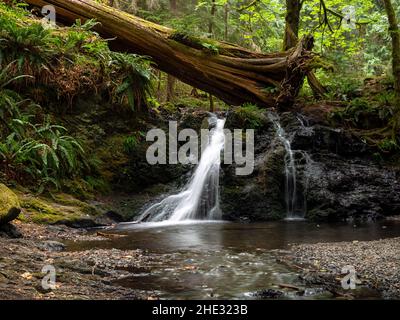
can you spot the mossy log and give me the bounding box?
[25,0,316,107]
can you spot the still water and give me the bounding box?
[67,220,400,299]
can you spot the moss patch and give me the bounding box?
[0,184,21,224]
[16,191,101,225]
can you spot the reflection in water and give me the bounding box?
[67,220,400,299]
[101,220,400,253]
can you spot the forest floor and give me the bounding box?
[280,235,400,299]
[0,222,159,300]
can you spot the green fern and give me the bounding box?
[110,52,153,111]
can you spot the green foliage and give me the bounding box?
[0,118,88,192]
[0,5,56,73]
[123,135,139,154]
[378,138,400,153]
[234,103,265,129]
[330,97,394,128]
[110,52,153,111]
[0,4,154,112]
[317,71,363,100]
[0,62,90,192]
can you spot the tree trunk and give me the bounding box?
[166,0,178,103]
[169,0,177,14]
[166,75,176,102]
[383,0,400,98]
[209,94,215,112]
[224,2,229,41]
[383,0,400,138]
[25,0,316,108]
[283,0,326,98]
[283,0,301,51]
[209,0,216,36]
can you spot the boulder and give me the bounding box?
[0,184,21,225]
[40,240,66,252]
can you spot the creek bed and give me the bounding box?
[66,220,400,300]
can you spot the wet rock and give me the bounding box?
[221,115,285,221]
[179,110,209,132]
[220,111,400,222]
[0,223,22,239]
[40,240,66,252]
[251,289,284,299]
[305,157,400,221]
[104,211,125,223]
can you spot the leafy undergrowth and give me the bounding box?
[0,2,154,196]
[327,77,400,158]
[302,72,400,161]
[0,2,153,111]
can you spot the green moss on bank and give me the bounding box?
[17,191,101,225]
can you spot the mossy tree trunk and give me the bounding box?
[383,0,400,98]
[283,0,301,51]
[383,0,400,137]
[26,0,317,108]
[283,0,326,98]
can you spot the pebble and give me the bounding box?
[290,237,400,298]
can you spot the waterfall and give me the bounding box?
[268,112,316,220]
[138,114,225,222]
[268,112,298,219]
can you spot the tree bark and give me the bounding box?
[383,0,400,98]
[166,0,178,103]
[25,0,316,108]
[283,0,301,51]
[224,2,229,41]
[166,75,176,102]
[209,94,215,112]
[283,0,326,98]
[208,0,216,36]
[383,0,400,138]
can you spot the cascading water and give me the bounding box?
[268,112,315,220]
[268,112,298,219]
[138,114,225,222]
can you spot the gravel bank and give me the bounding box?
[285,237,400,299]
[0,222,158,300]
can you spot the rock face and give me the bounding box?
[0,184,21,225]
[220,114,286,221]
[220,111,400,222]
[116,108,399,223]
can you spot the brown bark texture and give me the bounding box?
[25,0,318,108]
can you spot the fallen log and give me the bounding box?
[25,0,317,108]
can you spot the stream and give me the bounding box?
[67,219,400,300]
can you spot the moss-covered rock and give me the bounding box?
[225,104,268,130]
[16,192,114,227]
[0,184,21,225]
